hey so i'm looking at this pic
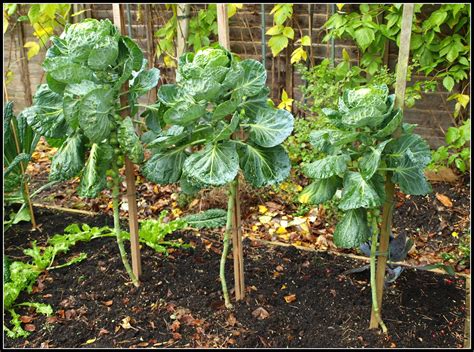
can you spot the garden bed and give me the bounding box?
[4,208,467,348]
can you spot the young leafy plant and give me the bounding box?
[142,46,294,307]
[3,101,41,229]
[299,84,432,332]
[23,19,160,286]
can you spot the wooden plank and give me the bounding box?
[217,3,245,301]
[112,4,142,280]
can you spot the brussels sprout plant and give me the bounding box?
[299,84,432,331]
[23,19,160,286]
[142,47,294,307]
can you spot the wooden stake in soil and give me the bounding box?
[112,4,142,280]
[143,4,157,104]
[217,3,246,301]
[176,4,190,57]
[369,3,414,330]
[464,277,471,348]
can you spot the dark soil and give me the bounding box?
[4,208,467,348]
[393,176,471,270]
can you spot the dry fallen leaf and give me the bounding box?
[20,316,34,323]
[436,193,453,207]
[24,324,36,332]
[258,205,268,214]
[252,307,270,320]
[120,316,133,329]
[227,313,237,327]
[102,300,113,307]
[83,338,96,345]
[284,294,297,303]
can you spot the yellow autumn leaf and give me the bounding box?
[297,185,302,191]
[251,224,259,231]
[299,193,309,204]
[163,55,176,68]
[258,205,268,214]
[171,207,182,217]
[228,4,243,18]
[299,222,310,234]
[84,338,97,345]
[4,14,9,34]
[276,226,287,234]
[452,231,459,238]
[342,48,350,62]
[336,4,344,11]
[24,41,40,60]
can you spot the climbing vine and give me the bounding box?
[324,4,470,120]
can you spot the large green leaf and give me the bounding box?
[120,36,144,71]
[298,176,341,205]
[24,84,68,138]
[212,99,239,120]
[49,134,85,181]
[341,105,386,128]
[303,154,351,179]
[333,208,371,249]
[118,117,144,164]
[158,84,180,106]
[78,143,113,198]
[78,87,114,143]
[238,87,270,117]
[338,172,385,210]
[385,134,431,168]
[358,139,391,180]
[212,113,240,142]
[130,68,160,98]
[63,80,98,130]
[87,35,119,70]
[246,108,294,148]
[374,109,403,139]
[183,141,239,186]
[232,59,267,97]
[142,148,187,184]
[182,76,222,102]
[163,101,206,126]
[43,57,94,83]
[237,143,290,187]
[391,153,432,195]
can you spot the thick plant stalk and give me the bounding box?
[369,3,414,329]
[369,215,388,334]
[220,181,235,308]
[112,159,139,287]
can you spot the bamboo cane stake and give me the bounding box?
[217,3,245,301]
[176,4,190,58]
[369,3,414,330]
[112,4,142,280]
[143,4,157,103]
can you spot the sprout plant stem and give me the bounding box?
[220,179,236,308]
[111,158,139,287]
[369,213,388,334]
